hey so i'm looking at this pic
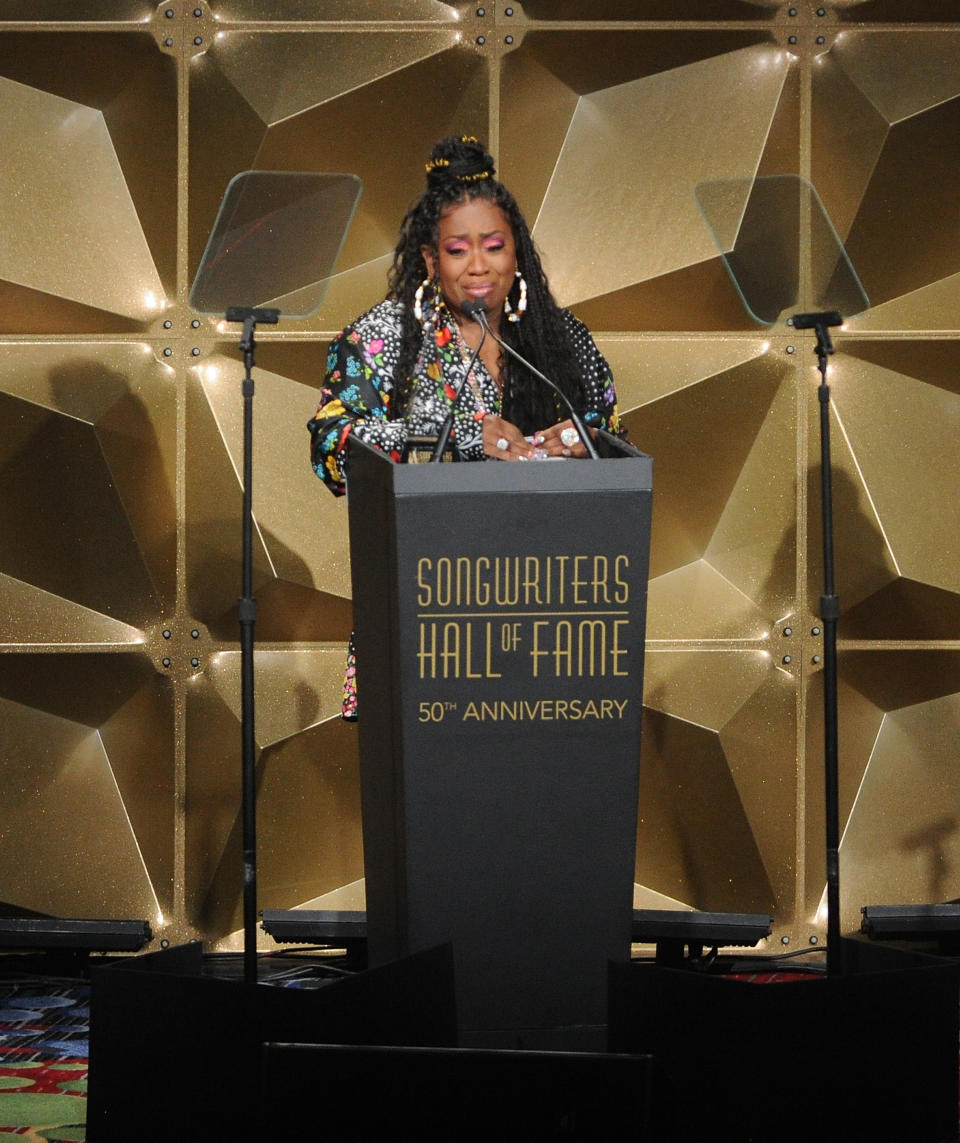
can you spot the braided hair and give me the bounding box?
[387,135,586,435]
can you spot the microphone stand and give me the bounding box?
[790,309,844,976]
[430,325,486,462]
[469,303,600,460]
[226,304,280,985]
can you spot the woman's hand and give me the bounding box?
[530,419,592,459]
[482,415,532,461]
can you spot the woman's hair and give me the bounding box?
[387,135,586,434]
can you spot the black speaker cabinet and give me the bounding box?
[609,937,959,1142]
[87,942,456,1141]
[261,1041,655,1140]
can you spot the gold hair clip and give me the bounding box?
[460,134,479,143]
[425,157,451,174]
[456,170,491,181]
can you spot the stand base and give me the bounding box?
[609,937,959,1142]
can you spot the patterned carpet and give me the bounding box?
[0,978,88,1141]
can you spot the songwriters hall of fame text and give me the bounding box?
[415,553,634,681]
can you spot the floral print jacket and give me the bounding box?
[308,298,621,496]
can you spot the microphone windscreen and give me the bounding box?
[461,299,488,321]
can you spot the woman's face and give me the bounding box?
[422,197,518,328]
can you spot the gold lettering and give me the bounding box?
[418,622,437,679]
[578,619,606,676]
[523,556,542,606]
[614,555,630,604]
[455,557,472,607]
[475,557,491,606]
[553,555,569,604]
[441,621,460,678]
[572,555,588,604]
[416,551,632,611]
[485,622,502,678]
[611,619,629,676]
[435,558,452,607]
[592,555,610,604]
[417,558,432,607]
[554,620,573,677]
[530,620,549,677]
[464,622,482,679]
[494,557,520,606]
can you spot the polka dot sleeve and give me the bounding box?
[307,311,409,497]
[560,310,623,437]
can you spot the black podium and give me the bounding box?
[347,441,652,1048]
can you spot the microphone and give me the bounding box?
[460,299,486,321]
[789,311,843,330]
[463,300,599,460]
[430,314,486,462]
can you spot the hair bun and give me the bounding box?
[425,135,496,187]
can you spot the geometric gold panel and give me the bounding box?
[834,1,960,26]
[0,31,175,334]
[532,46,792,308]
[805,652,960,931]
[0,77,162,321]
[0,344,176,629]
[814,30,960,331]
[211,0,457,19]
[807,341,960,638]
[0,652,173,921]
[518,0,779,15]
[500,27,795,332]
[189,28,484,333]
[640,649,796,918]
[185,349,352,641]
[185,649,359,943]
[625,346,795,639]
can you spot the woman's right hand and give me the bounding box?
[482,415,533,461]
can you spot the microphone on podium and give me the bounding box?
[461,300,599,460]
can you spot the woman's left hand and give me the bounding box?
[530,419,592,459]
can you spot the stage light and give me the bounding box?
[0,917,151,951]
[631,909,772,965]
[260,909,367,949]
[861,904,960,953]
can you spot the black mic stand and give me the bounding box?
[790,308,844,976]
[226,304,280,985]
[469,303,600,460]
[430,323,486,462]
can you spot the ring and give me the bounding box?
[560,427,580,448]
[496,437,509,451]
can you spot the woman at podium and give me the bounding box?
[308,135,623,497]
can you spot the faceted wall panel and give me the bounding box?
[0,30,176,333]
[1,2,958,954]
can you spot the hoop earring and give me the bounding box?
[414,278,430,324]
[414,277,444,325]
[505,270,527,323]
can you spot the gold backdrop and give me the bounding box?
[1,1,958,954]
